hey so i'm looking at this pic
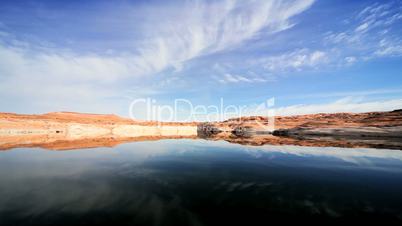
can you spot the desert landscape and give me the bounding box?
[2,1,402,224]
[1,110,402,150]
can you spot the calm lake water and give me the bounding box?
[1,139,402,225]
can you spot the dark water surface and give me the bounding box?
[1,139,402,225]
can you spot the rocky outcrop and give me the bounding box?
[199,110,402,149]
[208,110,402,131]
[207,109,402,136]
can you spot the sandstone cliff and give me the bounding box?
[1,110,402,150]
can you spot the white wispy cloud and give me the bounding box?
[251,1,402,75]
[217,73,268,84]
[283,87,402,100]
[210,2,401,77]
[257,49,327,72]
[374,38,402,57]
[0,44,134,82]
[0,0,315,81]
[0,0,315,113]
[344,56,357,64]
[324,1,402,59]
[274,97,402,116]
[216,48,328,82]
[239,97,402,117]
[355,22,370,33]
[130,0,315,76]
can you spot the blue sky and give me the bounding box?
[0,0,402,119]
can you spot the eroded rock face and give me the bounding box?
[208,110,402,132]
[197,123,222,138]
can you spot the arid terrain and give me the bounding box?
[0,112,198,150]
[1,110,402,150]
[204,109,402,132]
[199,109,402,150]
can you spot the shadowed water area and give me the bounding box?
[1,139,402,225]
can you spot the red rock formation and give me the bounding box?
[210,110,402,131]
[1,110,402,150]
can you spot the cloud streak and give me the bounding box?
[238,1,402,78]
[0,0,316,81]
[0,0,315,113]
[274,97,402,116]
[324,1,402,60]
[258,49,327,72]
[125,0,316,76]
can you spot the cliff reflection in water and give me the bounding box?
[1,129,402,151]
